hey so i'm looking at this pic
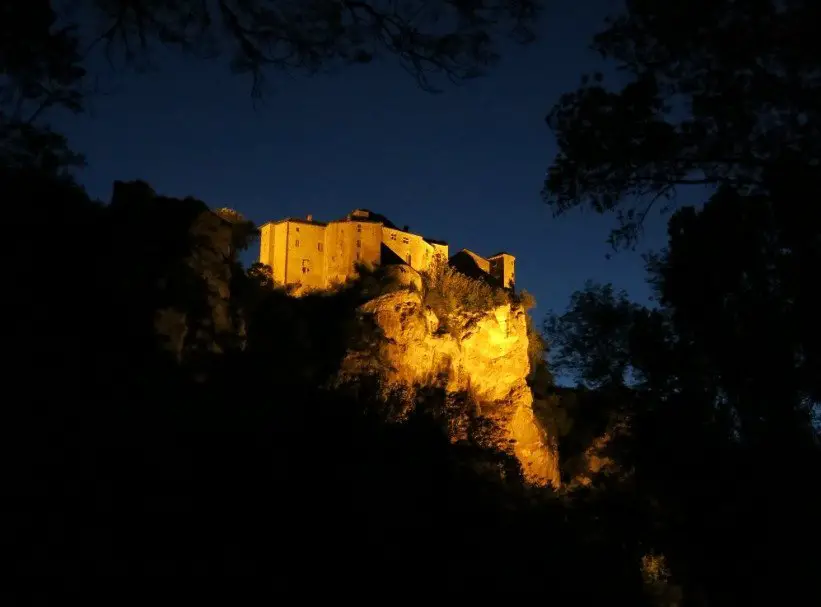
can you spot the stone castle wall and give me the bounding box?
[260,214,450,291]
[259,210,512,293]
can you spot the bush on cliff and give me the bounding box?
[419,258,513,338]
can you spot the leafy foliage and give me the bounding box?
[545,269,819,602]
[83,0,541,95]
[543,5,821,572]
[649,186,820,446]
[0,1,87,121]
[543,0,821,247]
[545,282,644,388]
[540,11,821,597]
[1,1,542,173]
[0,2,88,171]
[421,256,510,326]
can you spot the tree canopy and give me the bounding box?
[2,0,542,120]
[542,2,821,600]
[82,0,541,95]
[543,0,821,247]
[1,1,541,171]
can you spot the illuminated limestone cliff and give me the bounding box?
[139,189,556,486]
[338,269,560,488]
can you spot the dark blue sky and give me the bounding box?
[57,1,685,320]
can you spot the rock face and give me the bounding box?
[341,289,560,487]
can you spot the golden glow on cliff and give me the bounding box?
[341,289,560,487]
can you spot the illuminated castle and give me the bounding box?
[259,209,515,292]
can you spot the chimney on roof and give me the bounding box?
[307,214,313,222]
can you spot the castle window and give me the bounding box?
[295,239,300,247]
[296,227,300,232]
[317,242,324,252]
[301,259,311,274]
[356,224,362,232]
[356,251,360,260]
[402,237,409,244]
[390,233,396,241]
[356,240,361,248]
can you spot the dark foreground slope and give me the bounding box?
[6,171,650,601]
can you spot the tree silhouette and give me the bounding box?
[1,1,542,172]
[542,1,821,572]
[543,0,821,247]
[85,0,541,95]
[541,13,821,599]
[545,281,642,388]
[545,274,820,603]
[0,2,87,171]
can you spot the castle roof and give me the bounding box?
[327,216,383,225]
[332,209,398,229]
[453,248,487,261]
[261,217,328,227]
[259,210,449,246]
[452,248,491,271]
[489,251,514,258]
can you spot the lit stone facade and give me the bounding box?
[259,209,514,292]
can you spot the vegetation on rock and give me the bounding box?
[422,257,508,309]
[6,0,820,603]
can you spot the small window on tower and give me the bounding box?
[356,240,361,248]
[295,239,300,247]
[296,227,300,232]
[317,242,324,252]
[390,233,396,241]
[402,237,409,244]
[356,224,362,232]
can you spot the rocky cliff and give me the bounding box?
[138,196,559,486]
[339,282,561,487]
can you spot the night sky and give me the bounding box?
[56,2,686,320]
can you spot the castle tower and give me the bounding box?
[259,215,328,290]
[488,252,516,290]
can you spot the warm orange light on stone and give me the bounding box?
[341,289,560,487]
[257,209,514,295]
